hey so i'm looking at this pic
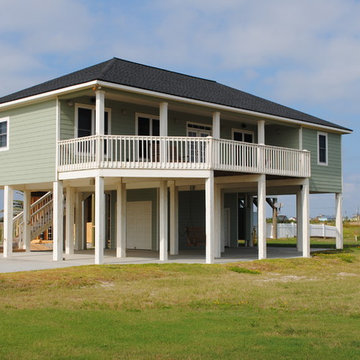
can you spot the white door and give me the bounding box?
[126,201,152,250]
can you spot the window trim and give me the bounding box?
[231,128,254,143]
[135,113,159,136]
[317,131,328,166]
[74,103,112,137]
[0,117,9,152]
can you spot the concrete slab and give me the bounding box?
[0,247,310,273]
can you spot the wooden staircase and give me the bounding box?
[13,192,53,248]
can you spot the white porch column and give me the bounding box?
[248,195,254,247]
[116,179,127,258]
[53,181,64,261]
[159,102,168,136]
[257,120,265,145]
[75,191,83,251]
[95,176,105,265]
[212,111,220,139]
[159,180,168,261]
[23,190,31,252]
[205,173,215,264]
[159,102,168,164]
[296,190,303,252]
[95,90,105,135]
[220,190,225,253]
[65,187,75,255]
[214,183,221,258]
[301,179,310,257]
[335,193,343,249]
[169,181,179,256]
[3,185,13,258]
[298,127,303,150]
[258,174,266,259]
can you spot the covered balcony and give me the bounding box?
[58,135,311,178]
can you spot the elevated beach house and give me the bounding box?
[0,58,352,264]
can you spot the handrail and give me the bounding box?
[58,135,311,178]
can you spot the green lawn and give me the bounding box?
[1,246,360,359]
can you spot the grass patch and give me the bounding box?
[1,247,360,358]
[228,266,261,274]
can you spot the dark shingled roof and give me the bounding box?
[0,57,351,132]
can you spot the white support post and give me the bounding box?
[257,120,265,145]
[23,190,31,252]
[298,127,303,150]
[296,190,303,252]
[95,176,105,265]
[53,181,64,262]
[75,191,83,251]
[301,179,310,257]
[65,187,75,255]
[205,174,215,264]
[159,102,168,165]
[159,180,168,261]
[95,90,105,135]
[258,174,266,259]
[169,181,178,256]
[3,185,13,258]
[335,193,343,249]
[116,179,127,258]
[214,183,221,258]
[220,190,225,253]
[249,196,254,247]
[212,111,220,139]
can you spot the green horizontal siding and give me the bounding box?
[265,125,299,149]
[0,100,56,185]
[302,128,342,193]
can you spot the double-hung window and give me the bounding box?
[318,132,328,165]
[0,117,9,151]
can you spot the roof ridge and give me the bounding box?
[112,57,217,83]
[99,58,117,79]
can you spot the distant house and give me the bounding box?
[0,58,352,264]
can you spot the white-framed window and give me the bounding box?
[232,128,254,143]
[317,132,328,165]
[0,117,9,151]
[74,103,111,137]
[186,122,212,137]
[135,113,159,136]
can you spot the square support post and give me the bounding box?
[75,191,83,251]
[205,174,215,264]
[3,185,13,258]
[335,193,343,249]
[296,190,303,252]
[159,180,168,261]
[169,181,179,256]
[53,181,64,261]
[23,190,31,252]
[212,111,220,139]
[159,102,168,164]
[116,179,127,258]
[95,176,105,265]
[258,174,266,259]
[301,179,310,257]
[214,183,221,258]
[65,187,75,255]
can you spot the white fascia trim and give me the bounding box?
[58,169,212,180]
[0,81,97,111]
[0,77,351,134]
[96,80,352,135]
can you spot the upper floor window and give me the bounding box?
[136,114,159,136]
[318,132,328,165]
[187,122,212,137]
[0,117,9,151]
[232,129,254,143]
[75,104,111,137]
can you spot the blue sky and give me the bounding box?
[0,0,359,217]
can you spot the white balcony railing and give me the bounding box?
[58,135,311,177]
